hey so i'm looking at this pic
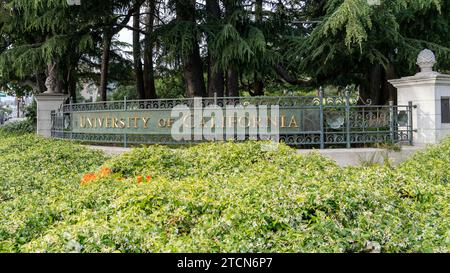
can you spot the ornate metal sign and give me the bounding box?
[51,94,415,148]
[69,109,320,134]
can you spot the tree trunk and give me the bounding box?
[143,0,157,99]
[67,67,77,103]
[206,0,224,97]
[255,0,263,23]
[223,0,239,97]
[383,63,398,105]
[100,28,112,102]
[274,64,310,86]
[251,0,264,96]
[176,0,206,98]
[36,73,46,93]
[226,68,239,97]
[359,63,399,105]
[360,64,382,105]
[133,3,145,99]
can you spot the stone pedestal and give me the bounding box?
[35,93,68,137]
[389,49,450,144]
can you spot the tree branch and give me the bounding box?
[274,64,312,86]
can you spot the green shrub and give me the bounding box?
[0,134,108,252]
[0,135,448,253]
[0,107,12,115]
[24,100,37,125]
[110,85,138,101]
[0,120,35,135]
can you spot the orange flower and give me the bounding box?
[81,173,97,185]
[137,176,143,184]
[146,176,152,183]
[100,167,112,177]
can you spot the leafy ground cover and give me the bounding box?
[0,131,448,253]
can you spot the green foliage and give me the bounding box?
[0,106,12,115]
[0,134,448,253]
[281,0,450,93]
[323,0,374,48]
[1,0,450,100]
[0,0,137,96]
[24,99,37,124]
[155,74,185,99]
[0,133,108,252]
[0,119,35,135]
[109,79,186,101]
[110,85,138,101]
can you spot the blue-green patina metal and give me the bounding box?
[51,92,415,148]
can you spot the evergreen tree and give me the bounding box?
[1,0,449,102]
[286,0,450,104]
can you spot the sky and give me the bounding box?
[118,28,133,46]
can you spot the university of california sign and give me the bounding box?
[70,98,320,142]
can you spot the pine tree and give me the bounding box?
[1,0,449,103]
[285,0,450,104]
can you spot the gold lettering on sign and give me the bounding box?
[133,117,139,129]
[127,117,132,129]
[238,117,250,128]
[97,118,103,128]
[112,117,118,128]
[105,117,111,128]
[80,116,86,128]
[87,117,94,128]
[228,117,237,128]
[76,112,303,131]
[268,116,278,127]
[167,118,175,128]
[118,119,126,129]
[158,118,166,128]
[281,115,287,128]
[142,117,150,128]
[251,117,261,128]
[289,115,299,128]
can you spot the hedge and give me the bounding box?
[0,132,448,253]
[0,120,35,135]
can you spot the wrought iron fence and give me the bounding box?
[51,93,415,148]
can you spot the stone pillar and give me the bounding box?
[35,64,68,137]
[35,93,68,137]
[389,49,450,145]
